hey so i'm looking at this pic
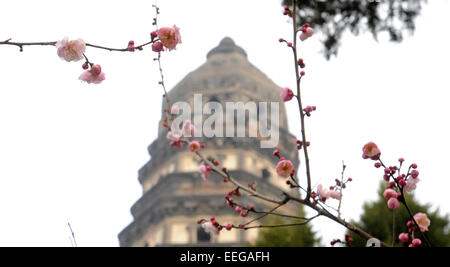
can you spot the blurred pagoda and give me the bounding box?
[119,37,299,247]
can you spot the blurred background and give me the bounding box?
[0,0,449,246]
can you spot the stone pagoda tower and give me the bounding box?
[118,37,300,247]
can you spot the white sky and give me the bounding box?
[0,0,449,247]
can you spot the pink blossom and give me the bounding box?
[398,233,409,243]
[158,25,181,51]
[78,64,105,84]
[166,131,180,141]
[300,26,314,41]
[328,189,342,200]
[127,40,135,52]
[362,142,381,160]
[171,105,180,115]
[410,170,419,179]
[199,165,211,181]
[412,238,422,247]
[276,159,294,178]
[56,37,86,62]
[152,41,164,52]
[182,120,194,137]
[317,184,329,202]
[404,177,419,193]
[383,188,398,200]
[188,140,201,152]
[280,87,294,102]
[201,222,219,236]
[413,212,430,232]
[387,198,400,210]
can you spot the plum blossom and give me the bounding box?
[410,170,419,179]
[182,120,194,137]
[317,184,329,202]
[276,159,294,178]
[201,222,219,236]
[300,24,314,41]
[362,142,381,160]
[199,165,211,181]
[171,105,180,115]
[152,41,164,52]
[166,131,180,141]
[328,189,342,200]
[79,64,105,84]
[398,233,409,243]
[404,177,419,193]
[158,25,181,51]
[412,238,422,247]
[383,188,398,200]
[414,212,430,232]
[280,87,294,102]
[188,140,201,152]
[56,37,86,62]
[387,198,400,210]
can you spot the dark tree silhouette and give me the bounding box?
[283,0,426,59]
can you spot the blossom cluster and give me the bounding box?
[55,25,181,84]
[363,142,430,246]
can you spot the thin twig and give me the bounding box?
[292,0,313,200]
[237,214,320,230]
[0,39,154,52]
[67,222,77,247]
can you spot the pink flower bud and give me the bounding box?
[399,158,405,163]
[152,41,164,52]
[411,163,418,169]
[280,87,294,102]
[225,224,232,231]
[79,64,105,84]
[235,206,241,213]
[273,149,280,157]
[410,170,419,179]
[150,31,158,40]
[406,220,414,228]
[374,162,382,168]
[412,238,422,247]
[300,26,314,41]
[399,233,410,243]
[127,40,135,51]
[90,64,102,76]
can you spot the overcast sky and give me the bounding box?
[0,0,449,246]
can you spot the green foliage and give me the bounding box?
[250,205,320,247]
[283,0,426,59]
[347,183,450,247]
